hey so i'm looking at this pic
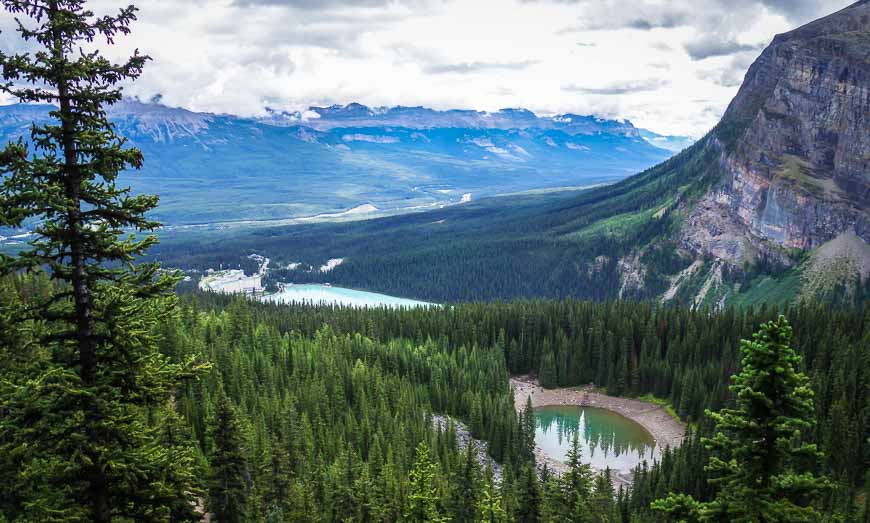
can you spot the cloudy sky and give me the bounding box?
[0,0,856,137]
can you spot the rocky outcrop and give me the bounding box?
[799,229,870,301]
[680,1,870,268]
[617,253,646,299]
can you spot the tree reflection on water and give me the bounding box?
[534,406,658,471]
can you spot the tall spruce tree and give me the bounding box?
[208,390,252,523]
[449,440,482,522]
[562,434,594,516]
[515,462,542,523]
[539,351,558,389]
[653,316,829,522]
[405,441,446,523]
[0,1,199,521]
[477,465,508,523]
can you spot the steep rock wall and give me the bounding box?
[681,1,870,266]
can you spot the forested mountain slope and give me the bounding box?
[5,274,865,520]
[159,0,870,307]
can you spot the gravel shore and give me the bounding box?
[510,375,685,488]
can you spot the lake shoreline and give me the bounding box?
[510,375,685,487]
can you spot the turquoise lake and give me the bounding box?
[263,285,432,308]
[534,405,658,473]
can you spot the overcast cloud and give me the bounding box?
[0,0,855,137]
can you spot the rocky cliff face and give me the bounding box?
[680,1,870,268]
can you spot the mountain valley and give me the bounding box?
[1,1,869,521]
[0,100,681,229]
[156,0,870,309]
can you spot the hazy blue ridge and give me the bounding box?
[0,100,687,227]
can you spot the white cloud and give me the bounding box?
[683,36,764,61]
[0,0,855,137]
[563,79,670,95]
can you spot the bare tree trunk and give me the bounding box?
[58,89,95,384]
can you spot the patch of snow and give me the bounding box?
[320,258,344,273]
[294,128,320,143]
[467,137,522,160]
[300,110,321,121]
[341,134,399,144]
[509,144,532,157]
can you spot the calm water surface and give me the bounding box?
[534,405,658,473]
[263,284,432,308]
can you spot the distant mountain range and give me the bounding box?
[261,103,659,139]
[0,100,688,229]
[161,0,869,308]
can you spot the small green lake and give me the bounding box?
[534,406,658,473]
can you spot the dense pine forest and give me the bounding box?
[1,0,868,522]
[3,276,868,521]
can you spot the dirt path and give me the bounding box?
[511,375,685,488]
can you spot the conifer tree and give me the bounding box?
[539,351,558,389]
[653,316,829,522]
[158,407,206,523]
[406,441,446,522]
[450,440,483,522]
[208,391,252,523]
[477,465,508,523]
[863,470,870,523]
[515,462,542,523]
[0,1,199,520]
[264,433,292,517]
[522,396,537,461]
[562,434,593,513]
[588,471,616,522]
[285,479,320,523]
